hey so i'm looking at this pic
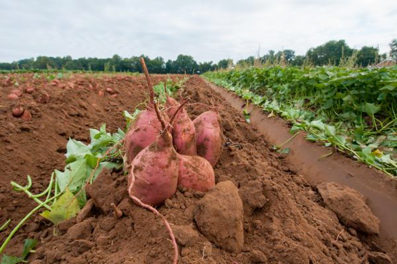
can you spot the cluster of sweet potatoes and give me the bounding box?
[125,59,223,206]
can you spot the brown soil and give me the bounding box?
[0,74,394,263]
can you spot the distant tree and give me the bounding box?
[356,46,379,66]
[275,49,295,64]
[147,57,166,73]
[64,60,83,70]
[172,55,198,74]
[18,58,35,69]
[390,39,397,60]
[217,59,233,69]
[0,62,13,70]
[165,59,174,73]
[34,56,57,69]
[197,61,214,73]
[306,40,353,66]
[110,54,122,71]
[261,50,276,64]
[291,55,305,66]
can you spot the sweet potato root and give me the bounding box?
[172,106,197,156]
[128,129,179,205]
[178,154,215,192]
[193,111,223,167]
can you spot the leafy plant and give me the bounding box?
[0,124,126,255]
[205,66,397,176]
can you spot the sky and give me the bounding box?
[0,0,396,63]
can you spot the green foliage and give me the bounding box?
[205,66,397,176]
[124,109,142,130]
[41,189,80,225]
[54,124,123,206]
[153,78,186,104]
[1,239,37,264]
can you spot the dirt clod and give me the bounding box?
[86,169,126,214]
[20,110,32,121]
[368,251,393,264]
[238,180,267,215]
[250,249,268,263]
[76,199,94,223]
[66,218,94,240]
[194,181,244,253]
[317,182,380,234]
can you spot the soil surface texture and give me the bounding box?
[0,74,394,263]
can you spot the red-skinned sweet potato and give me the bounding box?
[172,106,197,156]
[165,89,197,156]
[165,95,180,119]
[124,108,166,162]
[128,94,179,205]
[193,111,223,167]
[128,129,179,205]
[124,58,169,163]
[178,154,215,192]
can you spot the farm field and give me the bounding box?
[0,72,396,263]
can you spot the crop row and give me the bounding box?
[204,66,397,176]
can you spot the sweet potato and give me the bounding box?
[124,58,168,163]
[128,129,179,205]
[124,108,164,162]
[10,89,22,97]
[7,93,19,100]
[178,154,215,192]
[128,99,179,205]
[165,95,180,119]
[12,106,24,117]
[193,111,223,166]
[165,88,197,155]
[172,106,197,156]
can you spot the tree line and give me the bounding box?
[1,39,396,73]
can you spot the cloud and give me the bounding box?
[0,0,396,63]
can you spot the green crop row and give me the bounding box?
[204,66,397,176]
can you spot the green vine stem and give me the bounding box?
[0,193,61,254]
[11,176,52,210]
[0,219,11,232]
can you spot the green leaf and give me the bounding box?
[85,154,99,168]
[55,159,88,193]
[306,134,318,141]
[65,139,91,164]
[380,84,395,91]
[21,239,37,259]
[1,255,21,264]
[310,120,325,131]
[289,124,301,134]
[41,189,80,225]
[342,95,353,102]
[87,161,118,183]
[361,103,381,115]
[324,125,336,137]
[1,239,37,264]
[323,99,334,109]
[277,148,290,154]
[377,92,387,101]
[340,112,357,121]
